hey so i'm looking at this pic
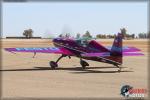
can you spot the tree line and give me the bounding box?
[96,28,149,39]
[22,28,149,39]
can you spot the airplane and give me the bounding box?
[4,33,144,71]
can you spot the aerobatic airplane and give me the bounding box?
[4,33,144,71]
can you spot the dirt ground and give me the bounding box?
[1,39,149,99]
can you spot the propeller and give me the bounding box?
[43,25,96,41]
[44,30,58,39]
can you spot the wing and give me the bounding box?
[81,52,110,57]
[4,47,73,55]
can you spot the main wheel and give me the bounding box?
[80,60,89,69]
[49,61,58,69]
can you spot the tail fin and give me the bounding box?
[110,33,122,64]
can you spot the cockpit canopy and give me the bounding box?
[75,38,91,47]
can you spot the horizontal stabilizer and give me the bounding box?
[106,46,141,52]
[81,52,144,57]
[123,52,144,56]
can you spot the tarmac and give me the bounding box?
[1,39,149,99]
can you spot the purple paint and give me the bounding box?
[5,47,73,55]
[4,33,144,66]
[123,52,144,56]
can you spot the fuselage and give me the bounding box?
[53,38,101,54]
[52,38,121,65]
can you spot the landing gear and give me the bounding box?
[50,61,58,69]
[49,55,89,69]
[80,59,89,69]
[49,55,67,69]
[114,64,122,72]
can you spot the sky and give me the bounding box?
[2,2,148,38]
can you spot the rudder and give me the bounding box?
[110,33,122,64]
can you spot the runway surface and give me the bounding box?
[1,39,149,98]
